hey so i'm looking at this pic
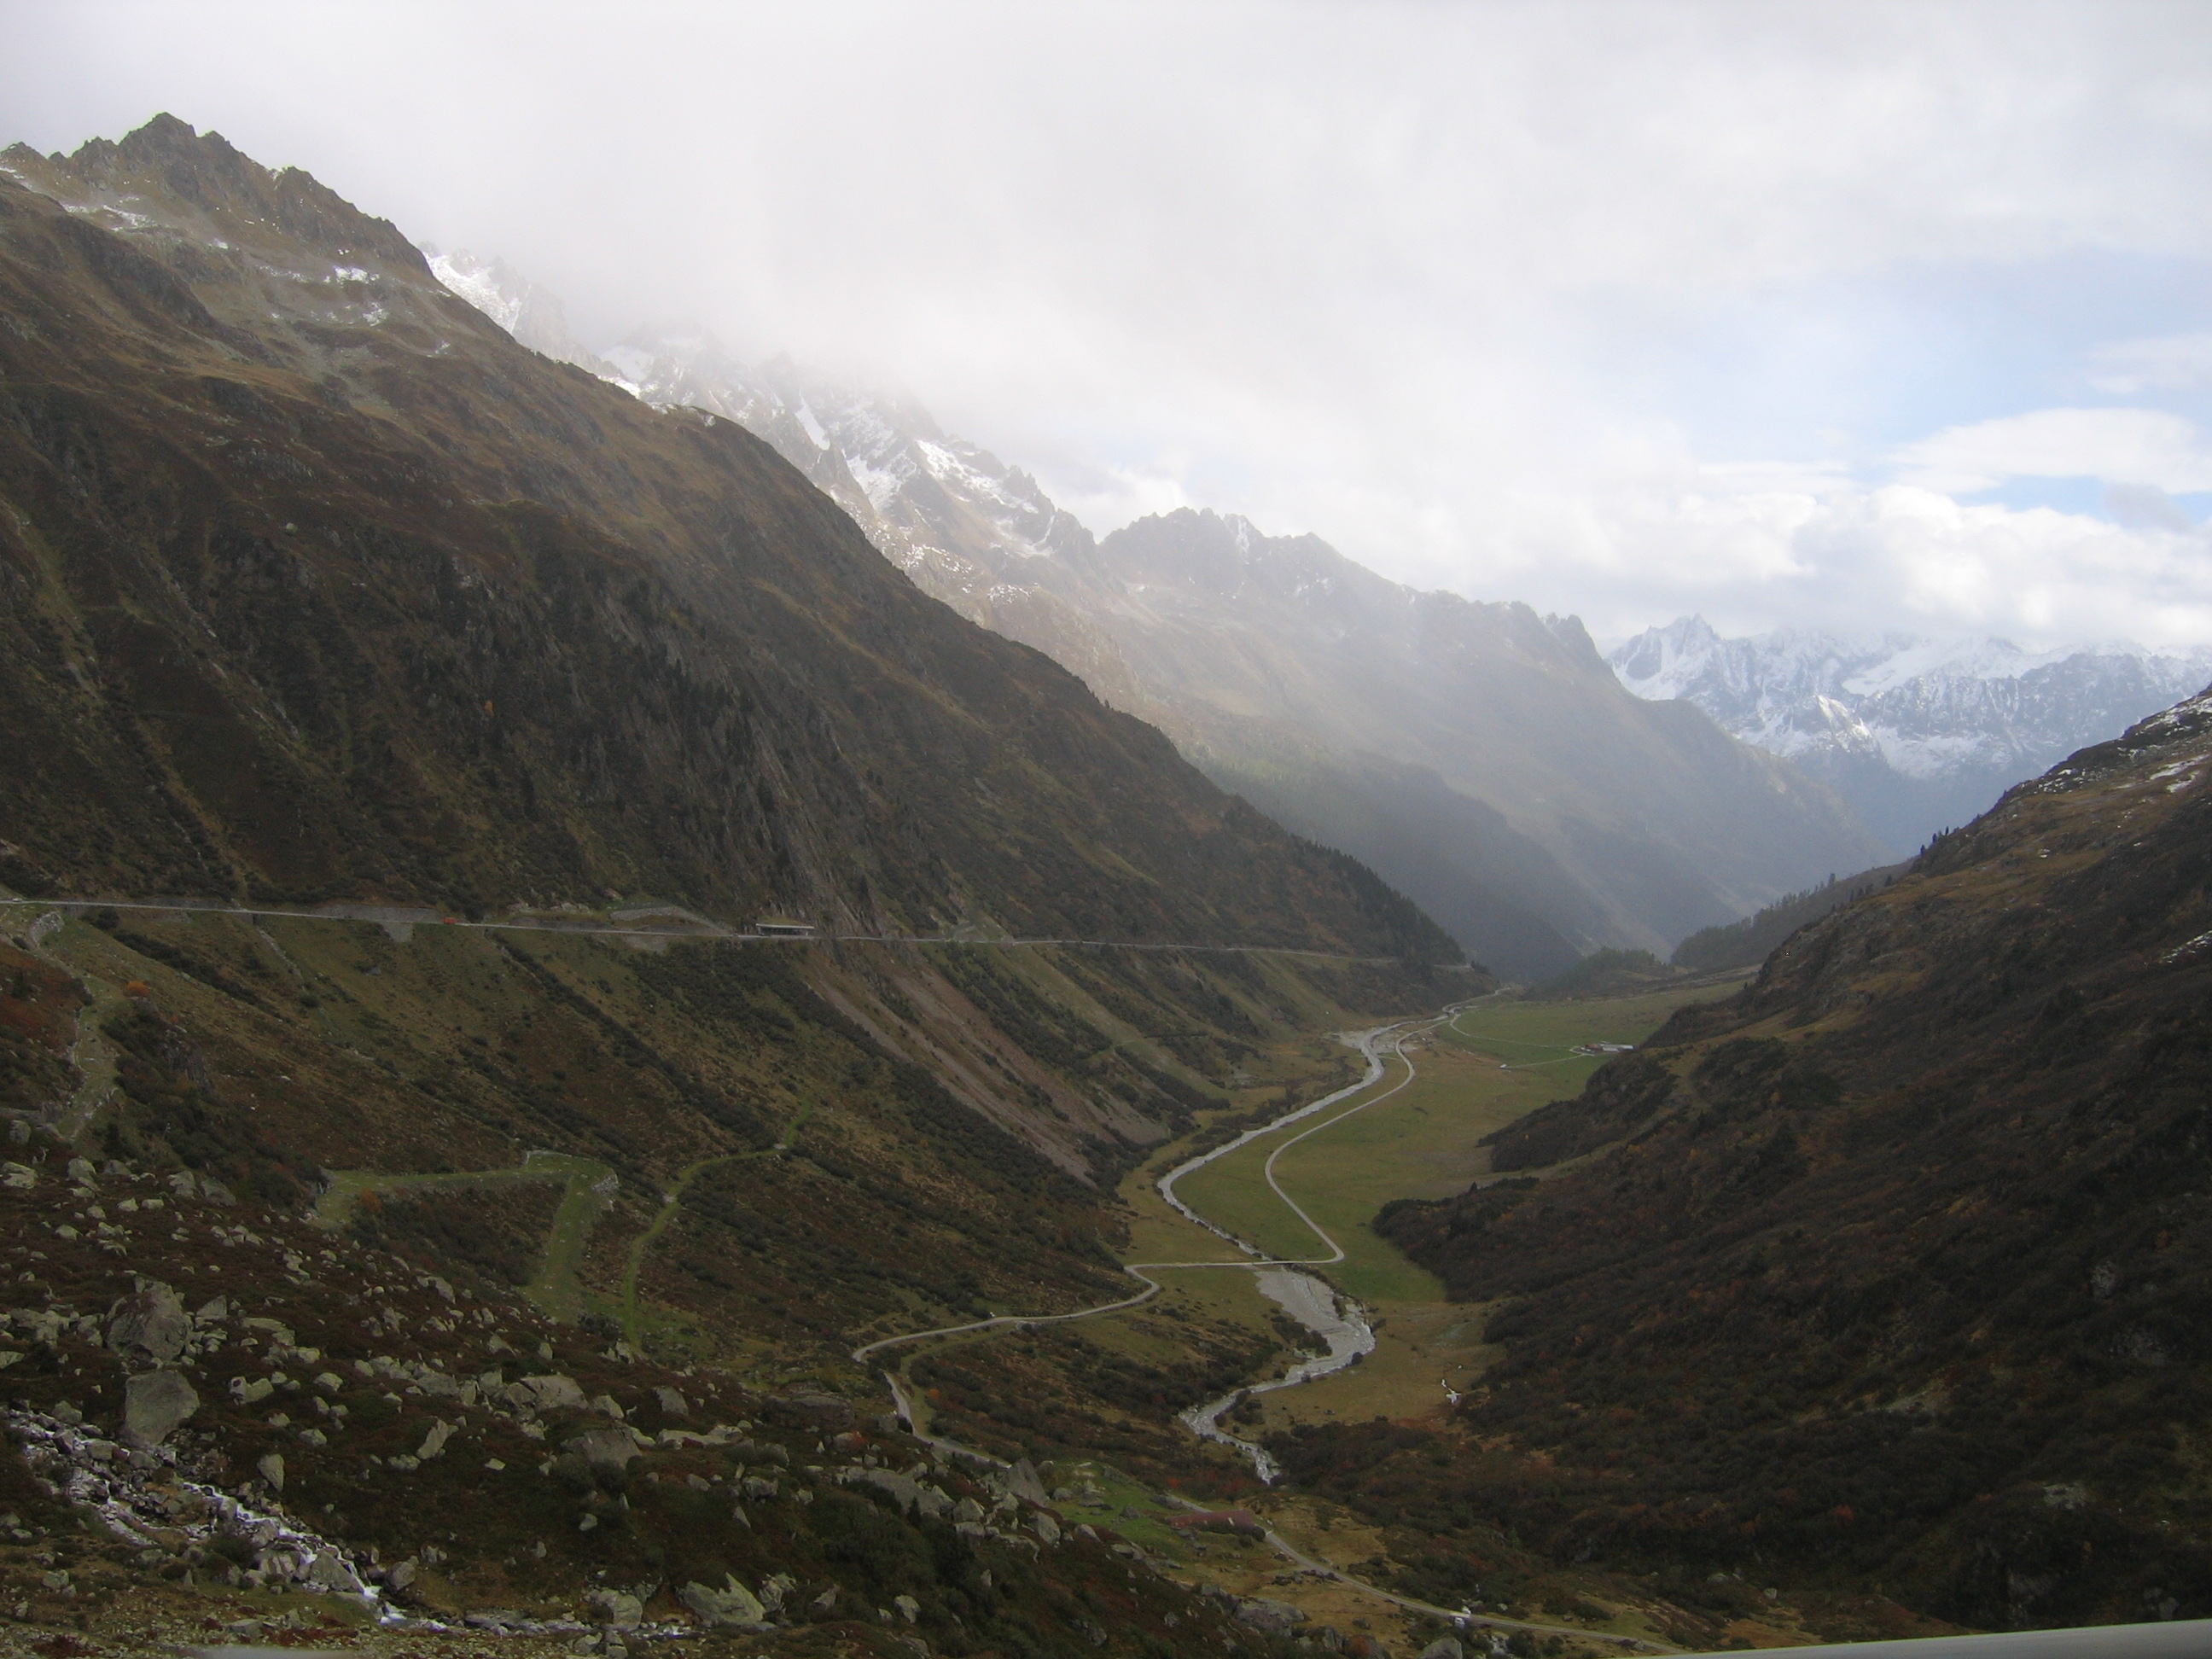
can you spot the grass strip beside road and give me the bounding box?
[618,1102,815,1343]
[313,1150,619,1321]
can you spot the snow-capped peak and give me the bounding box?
[1611,616,2212,851]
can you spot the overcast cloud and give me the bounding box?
[5,0,2212,645]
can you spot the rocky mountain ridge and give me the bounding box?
[1610,615,2212,856]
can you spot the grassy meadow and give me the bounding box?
[1118,978,1749,1430]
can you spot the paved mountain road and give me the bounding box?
[0,895,1418,963]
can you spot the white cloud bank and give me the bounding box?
[1552,476,2212,649]
[1895,409,2212,496]
[4,1,2212,650]
[2088,332,2212,394]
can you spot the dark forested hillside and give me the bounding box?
[1297,687,2212,1632]
[1669,860,1908,972]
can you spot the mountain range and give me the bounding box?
[4,110,2209,1650]
[434,274,1890,977]
[1611,616,2212,857]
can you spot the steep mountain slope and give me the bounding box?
[1327,684,2212,1630]
[0,116,1487,1649]
[0,117,1448,966]
[1612,615,2212,857]
[483,312,1885,975]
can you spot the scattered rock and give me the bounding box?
[853,1469,923,1514]
[518,1374,587,1412]
[765,1388,853,1430]
[121,1370,198,1447]
[1031,1511,1061,1545]
[588,1588,643,1628]
[654,1385,688,1417]
[1417,1640,1463,1659]
[894,1594,921,1623]
[1237,1598,1308,1635]
[417,1419,455,1460]
[106,1284,187,1365]
[565,1428,639,1475]
[257,1452,285,1492]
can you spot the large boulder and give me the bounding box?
[121,1370,198,1447]
[306,1551,364,1593]
[1008,1457,1049,1505]
[679,1575,768,1631]
[107,1284,187,1365]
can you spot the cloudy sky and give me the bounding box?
[7,0,2212,646]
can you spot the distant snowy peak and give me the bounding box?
[422,247,526,333]
[422,246,616,378]
[1611,617,2212,847]
[594,329,1087,584]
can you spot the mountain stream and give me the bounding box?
[1155,1023,1418,1481]
[1179,1268,1376,1482]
